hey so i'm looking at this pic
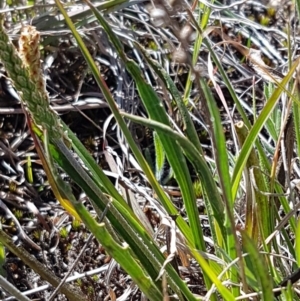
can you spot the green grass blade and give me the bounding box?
[0,222,5,277]
[126,60,204,249]
[200,79,239,295]
[81,1,207,264]
[54,0,193,244]
[191,248,235,301]
[242,232,273,301]
[121,112,226,234]
[135,42,203,154]
[153,132,166,181]
[296,219,300,267]
[49,138,197,301]
[293,89,300,162]
[73,202,163,301]
[231,58,299,201]
[283,281,295,301]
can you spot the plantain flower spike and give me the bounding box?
[0,19,70,145]
[19,25,48,102]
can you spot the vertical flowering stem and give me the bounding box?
[0,18,65,142]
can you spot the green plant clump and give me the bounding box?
[0,1,299,301]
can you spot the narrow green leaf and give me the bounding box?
[135,43,203,154]
[26,155,33,184]
[121,112,226,235]
[242,232,273,301]
[231,58,300,201]
[49,137,196,301]
[28,119,81,221]
[296,219,300,267]
[82,0,206,256]
[200,79,239,296]
[55,0,193,245]
[0,222,6,277]
[282,280,294,301]
[74,201,163,301]
[153,132,166,181]
[191,248,236,301]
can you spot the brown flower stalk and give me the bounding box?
[19,25,48,102]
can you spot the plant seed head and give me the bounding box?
[172,47,187,64]
[150,7,169,27]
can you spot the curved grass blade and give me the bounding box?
[135,42,203,154]
[54,0,193,245]
[49,137,197,301]
[120,112,226,235]
[127,59,205,248]
[231,58,300,201]
[28,118,81,221]
[153,132,168,182]
[192,249,235,301]
[73,201,163,301]
[83,0,205,256]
